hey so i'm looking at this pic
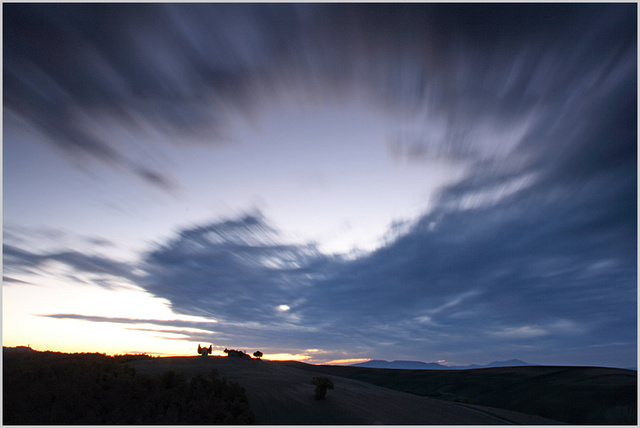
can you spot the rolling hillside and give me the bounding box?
[128,356,561,424]
[283,361,637,425]
[351,358,532,370]
[6,348,632,424]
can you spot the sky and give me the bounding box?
[3,3,637,368]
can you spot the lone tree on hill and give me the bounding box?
[311,376,334,400]
[253,351,263,359]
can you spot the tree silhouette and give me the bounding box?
[224,349,251,359]
[311,376,334,400]
[253,351,263,359]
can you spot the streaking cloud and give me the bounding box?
[3,3,636,367]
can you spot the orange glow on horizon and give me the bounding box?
[2,342,357,365]
[263,353,312,361]
[324,358,371,365]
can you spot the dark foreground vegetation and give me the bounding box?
[310,376,334,400]
[283,361,637,425]
[3,347,254,424]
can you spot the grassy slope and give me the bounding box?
[282,362,637,425]
[2,350,254,424]
[129,356,561,424]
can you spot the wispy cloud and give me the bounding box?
[3,276,32,285]
[41,313,218,330]
[6,4,633,194]
[3,244,137,289]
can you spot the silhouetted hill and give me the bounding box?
[127,355,560,424]
[469,359,533,369]
[352,358,532,370]
[284,361,637,425]
[3,349,254,424]
[3,345,36,354]
[352,359,446,369]
[6,348,633,424]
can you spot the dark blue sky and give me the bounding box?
[3,3,637,367]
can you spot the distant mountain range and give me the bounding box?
[351,358,533,370]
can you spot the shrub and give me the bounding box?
[113,353,154,363]
[3,350,255,424]
[311,376,334,400]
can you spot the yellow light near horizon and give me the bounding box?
[324,358,371,365]
[3,276,216,356]
[263,353,312,361]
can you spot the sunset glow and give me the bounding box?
[324,358,373,366]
